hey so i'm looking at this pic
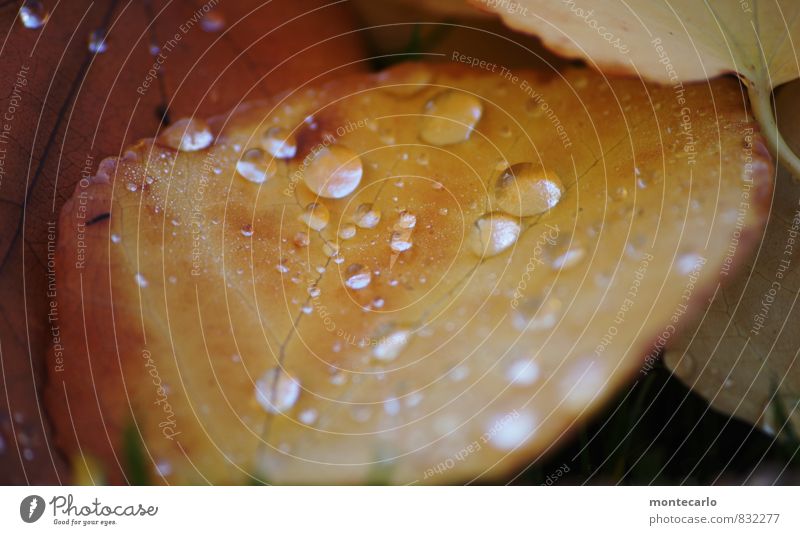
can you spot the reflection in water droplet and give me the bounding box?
[506,359,540,386]
[373,330,411,361]
[236,148,276,184]
[261,126,297,159]
[88,30,108,53]
[158,118,214,152]
[420,90,483,146]
[304,145,362,198]
[299,202,330,231]
[255,368,300,414]
[200,10,226,32]
[19,1,48,29]
[512,298,562,331]
[469,212,520,257]
[354,203,381,229]
[345,264,371,290]
[495,163,564,217]
[339,224,356,240]
[240,224,253,237]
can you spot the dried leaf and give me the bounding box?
[476,0,800,179]
[48,63,770,483]
[0,0,365,484]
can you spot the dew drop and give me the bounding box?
[487,412,537,450]
[354,203,381,228]
[298,408,318,425]
[390,230,413,252]
[338,223,357,240]
[293,231,310,247]
[373,330,411,361]
[378,65,432,96]
[550,247,585,270]
[420,90,483,146]
[304,145,362,198]
[307,286,321,298]
[255,368,300,414]
[512,297,562,331]
[158,118,213,152]
[468,212,521,257]
[200,10,225,32]
[87,30,108,54]
[505,359,540,386]
[299,202,330,231]
[19,1,47,29]
[236,148,276,184]
[495,163,564,217]
[240,223,253,237]
[261,126,297,159]
[345,263,371,290]
[135,273,148,288]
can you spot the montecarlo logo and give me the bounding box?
[20,494,159,524]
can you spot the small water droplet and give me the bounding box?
[88,29,108,53]
[551,247,585,270]
[158,118,213,152]
[126,182,138,192]
[135,273,148,288]
[299,202,330,231]
[420,90,483,146]
[338,223,357,240]
[236,148,276,184]
[468,212,520,257]
[512,297,562,331]
[354,203,381,228]
[298,408,318,425]
[240,223,253,237]
[200,10,225,32]
[304,145,362,198]
[487,412,537,450]
[255,368,300,414]
[293,231,310,247]
[19,1,47,29]
[373,330,411,361]
[505,359,540,385]
[111,233,121,243]
[345,263,371,290]
[307,285,321,298]
[261,126,297,159]
[495,163,564,217]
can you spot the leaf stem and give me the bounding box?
[746,80,800,180]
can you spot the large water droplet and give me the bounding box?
[88,29,108,54]
[19,1,47,29]
[158,118,213,152]
[261,126,297,159]
[345,263,371,290]
[299,202,329,231]
[420,90,483,146]
[373,330,411,361]
[495,163,564,216]
[236,148,276,184]
[304,145,362,199]
[255,368,300,414]
[354,203,381,228]
[468,212,520,257]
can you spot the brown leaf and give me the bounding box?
[0,0,365,484]
[48,63,770,483]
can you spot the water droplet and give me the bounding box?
[390,230,413,252]
[420,90,482,146]
[345,263,371,290]
[675,253,704,275]
[111,233,121,243]
[468,212,520,257]
[505,359,540,385]
[298,408,318,425]
[299,202,330,231]
[240,223,253,237]
[487,412,537,450]
[255,368,300,414]
[512,297,562,331]
[373,330,411,361]
[158,118,213,152]
[495,163,564,217]
[126,182,138,192]
[338,223,357,240]
[307,285,321,298]
[304,145,362,198]
[396,210,416,229]
[354,203,381,228]
[378,64,432,97]
[293,232,310,247]
[236,148,276,184]
[19,1,47,29]
[550,247,585,270]
[560,358,605,408]
[88,30,108,54]
[135,273,148,288]
[261,126,297,159]
[200,10,225,32]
